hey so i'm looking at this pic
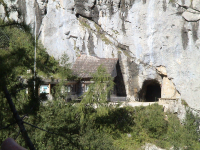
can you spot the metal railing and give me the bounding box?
[109,96,127,102]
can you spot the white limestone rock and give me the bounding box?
[0,4,5,19]
[143,143,166,150]
[193,0,200,12]
[182,8,200,22]
[156,66,167,76]
[2,0,200,112]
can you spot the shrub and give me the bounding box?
[133,104,168,139]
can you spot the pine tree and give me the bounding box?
[79,65,114,119]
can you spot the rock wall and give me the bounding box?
[1,0,200,111]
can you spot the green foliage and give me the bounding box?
[79,17,92,30]
[82,65,114,104]
[1,15,200,150]
[0,22,63,130]
[79,124,115,150]
[0,19,76,149]
[98,105,200,150]
[0,21,116,149]
[79,17,112,45]
[169,0,176,3]
[182,110,200,149]
[27,100,80,150]
[75,66,117,149]
[0,25,60,84]
[132,104,168,139]
[181,99,189,107]
[57,53,75,81]
[0,96,17,143]
[79,65,114,118]
[156,110,200,149]
[2,86,200,150]
[109,104,168,149]
[163,113,185,149]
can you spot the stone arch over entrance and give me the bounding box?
[139,80,161,102]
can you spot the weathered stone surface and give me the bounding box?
[177,0,191,7]
[142,143,166,150]
[159,98,187,120]
[161,77,180,99]
[156,66,167,76]
[2,0,200,111]
[0,4,5,18]
[182,8,200,22]
[193,0,200,12]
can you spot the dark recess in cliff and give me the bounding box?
[87,31,95,56]
[139,80,161,102]
[90,0,99,23]
[109,1,114,17]
[163,0,167,12]
[192,22,199,42]
[75,0,99,24]
[181,27,188,50]
[119,0,135,33]
[119,0,127,33]
[17,0,26,22]
[114,61,126,96]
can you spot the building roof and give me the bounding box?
[72,55,118,78]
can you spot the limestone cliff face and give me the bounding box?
[2,0,200,111]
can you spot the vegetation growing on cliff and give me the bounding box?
[0,13,200,150]
[79,17,112,45]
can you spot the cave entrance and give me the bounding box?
[139,80,161,102]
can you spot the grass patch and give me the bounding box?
[113,30,119,35]
[79,17,92,30]
[100,34,112,45]
[122,50,132,58]
[181,99,189,107]
[94,23,101,32]
[94,23,112,45]
[79,17,112,45]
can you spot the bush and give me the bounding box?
[132,104,168,139]
[160,109,200,149]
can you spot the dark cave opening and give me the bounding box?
[114,61,127,96]
[139,80,161,102]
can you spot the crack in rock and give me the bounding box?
[76,15,157,70]
[182,8,200,22]
[78,15,129,51]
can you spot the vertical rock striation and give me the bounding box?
[1,0,200,111]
